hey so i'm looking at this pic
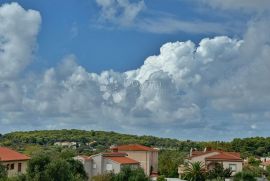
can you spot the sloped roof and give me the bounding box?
[113,144,158,152]
[105,156,139,165]
[0,147,30,162]
[102,152,128,157]
[205,152,242,162]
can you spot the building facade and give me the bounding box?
[0,147,30,177]
[179,148,243,178]
[111,144,159,176]
[74,152,139,180]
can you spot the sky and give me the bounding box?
[0,0,270,141]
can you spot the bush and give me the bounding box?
[233,171,256,181]
[0,164,7,180]
[157,175,166,181]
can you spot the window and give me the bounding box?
[106,164,113,171]
[93,163,97,169]
[6,164,9,170]
[229,164,237,172]
[10,164,14,170]
[18,163,22,172]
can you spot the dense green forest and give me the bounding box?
[0,129,270,157]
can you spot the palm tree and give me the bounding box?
[183,161,206,181]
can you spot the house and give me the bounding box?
[0,147,30,177]
[111,144,159,176]
[179,148,243,178]
[54,141,77,148]
[74,155,92,179]
[260,161,270,170]
[74,152,139,180]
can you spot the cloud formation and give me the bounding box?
[96,0,145,26]
[0,2,41,79]
[201,0,270,12]
[94,0,230,34]
[0,3,270,140]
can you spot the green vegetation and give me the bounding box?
[182,161,206,181]
[158,150,185,177]
[0,149,87,181]
[206,163,232,180]
[2,130,270,180]
[2,130,270,158]
[0,163,7,181]
[92,166,149,181]
[233,171,256,181]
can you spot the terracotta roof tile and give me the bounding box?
[102,152,127,157]
[0,147,30,162]
[205,152,242,161]
[113,144,158,152]
[104,156,139,165]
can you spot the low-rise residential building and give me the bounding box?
[179,148,243,178]
[75,152,139,180]
[0,147,30,177]
[111,144,159,176]
[261,160,270,170]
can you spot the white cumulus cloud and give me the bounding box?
[0,3,270,140]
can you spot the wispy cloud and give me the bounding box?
[94,0,236,34]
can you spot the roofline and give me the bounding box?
[104,157,139,165]
[0,158,30,162]
[205,158,243,162]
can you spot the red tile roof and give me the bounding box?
[105,156,139,165]
[0,147,30,162]
[205,152,242,162]
[102,152,128,157]
[113,144,158,152]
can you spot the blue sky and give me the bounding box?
[0,0,270,141]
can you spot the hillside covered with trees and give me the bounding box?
[1,129,270,157]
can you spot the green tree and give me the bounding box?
[183,162,206,181]
[66,159,88,180]
[158,150,185,177]
[44,159,73,181]
[206,163,232,180]
[247,156,261,167]
[0,163,7,181]
[92,172,115,181]
[27,153,51,181]
[233,171,256,181]
[114,166,149,181]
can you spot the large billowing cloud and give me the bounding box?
[0,3,270,140]
[0,2,41,79]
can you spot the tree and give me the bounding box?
[233,171,256,181]
[67,159,88,180]
[27,153,51,181]
[158,150,185,177]
[247,156,261,167]
[44,159,73,181]
[113,166,149,181]
[206,163,232,180]
[183,162,206,181]
[0,163,7,180]
[92,172,115,181]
